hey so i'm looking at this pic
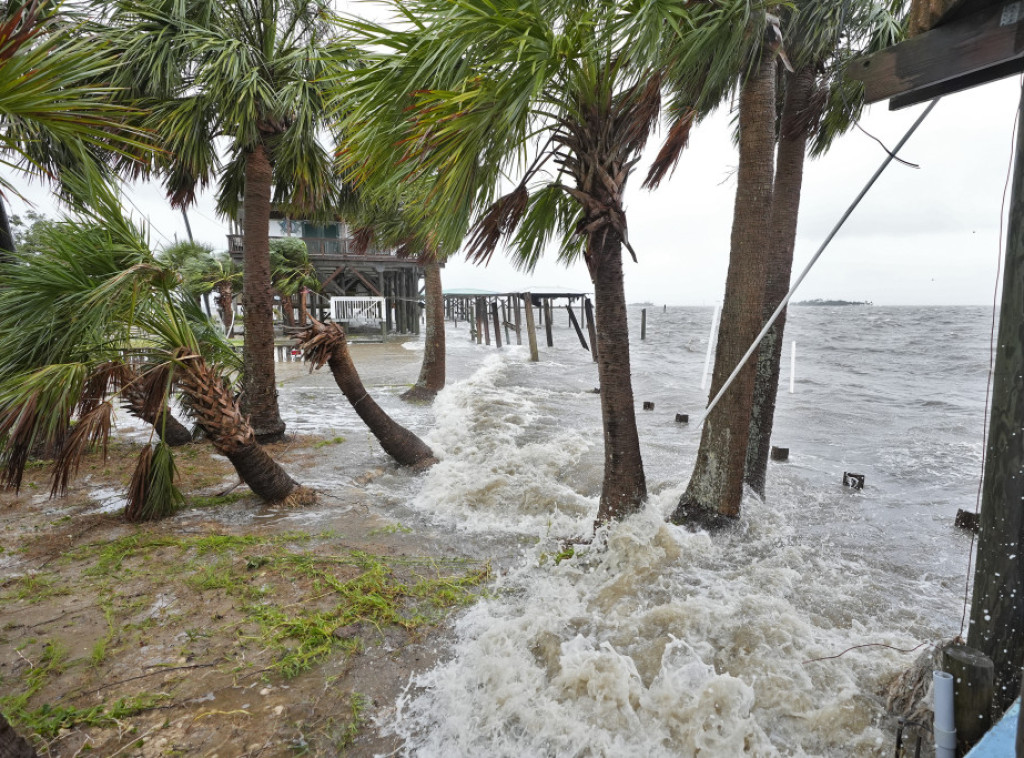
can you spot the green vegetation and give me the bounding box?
[368,522,413,536]
[312,436,346,449]
[188,491,249,509]
[0,527,490,748]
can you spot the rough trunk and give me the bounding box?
[402,262,445,402]
[120,382,194,447]
[298,288,308,326]
[744,65,815,497]
[216,282,234,333]
[0,195,15,265]
[967,80,1024,714]
[591,231,647,524]
[671,54,776,528]
[0,712,36,758]
[176,352,299,502]
[298,320,436,467]
[278,291,295,327]
[240,142,285,442]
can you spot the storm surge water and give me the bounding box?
[296,305,990,755]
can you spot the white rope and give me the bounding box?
[700,97,941,425]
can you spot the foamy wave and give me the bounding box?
[390,498,915,756]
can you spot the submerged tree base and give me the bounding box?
[667,498,738,532]
[400,385,437,403]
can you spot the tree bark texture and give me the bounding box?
[402,262,445,402]
[176,353,298,502]
[216,282,234,333]
[0,195,15,265]
[591,232,647,524]
[671,54,776,527]
[240,143,285,442]
[967,81,1024,714]
[744,65,815,497]
[0,712,36,757]
[298,320,436,467]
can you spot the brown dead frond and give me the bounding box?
[51,401,113,497]
[281,486,317,508]
[643,110,695,190]
[80,361,130,417]
[465,184,529,266]
[296,318,345,371]
[792,82,827,142]
[349,225,375,255]
[121,362,173,426]
[617,75,662,158]
[0,390,69,492]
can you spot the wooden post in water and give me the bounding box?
[502,298,511,344]
[522,293,539,362]
[942,644,994,753]
[474,297,484,344]
[514,296,522,345]
[641,308,647,340]
[491,300,502,348]
[482,298,491,345]
[566,304,589,351]
[584,297,598,363]
[544,300,554,347]
[969,79,1024,714]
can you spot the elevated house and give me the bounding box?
[227,211,424,335]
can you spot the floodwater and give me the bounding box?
[256,306,991,754]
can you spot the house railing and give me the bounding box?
[227,235,391,257]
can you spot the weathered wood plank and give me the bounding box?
[847,3,1024,105]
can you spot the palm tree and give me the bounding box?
[337,0,759,524]
[743,0,903,496]
[0,0,151,259]
[0,187,302,521]
[297,318,436,467]
[108,0,346,442]
[270,237,319,326]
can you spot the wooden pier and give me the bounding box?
[443,289,596,362]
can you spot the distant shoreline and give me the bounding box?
[792,299,872,306]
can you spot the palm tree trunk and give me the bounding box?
[0,712,36,758]
[671,54,776,529]
[298,320,436,467]
[592,232,647,524]
[744,65,815,497]
[402,261,445,402]
[120,384,194,447]
[240,142,285,442]
[216,282,234,332]
[0,195,15,264]
[176,353,298,501]
[298,287,308,326]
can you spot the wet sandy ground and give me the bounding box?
[0,338,496,757]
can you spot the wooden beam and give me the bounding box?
[847,2,1024,107]
[349,268,382,297]
[320,264,347,290]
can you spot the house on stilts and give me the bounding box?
[227,211,425,338]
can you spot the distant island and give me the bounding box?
[792,299,872,306]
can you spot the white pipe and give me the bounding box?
[701,304,721,391]
[789,341,796,394]
[933,670,956,758]
[699,98,941,425]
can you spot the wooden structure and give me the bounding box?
[443,289,597,362]
[850,0,1024,731]
[227,212,423,335]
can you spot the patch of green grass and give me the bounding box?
[1,573,70,604]
[11,693,169,739]
[188,491,249,509]
[367,522,413,536]
[312,436,346,449]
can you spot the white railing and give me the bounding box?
[330,296,385,327]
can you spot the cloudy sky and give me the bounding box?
[8,64,1021,307]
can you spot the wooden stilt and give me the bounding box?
[566,304,589,350]
[641,308,647,340]
[475,297,484,344]
[482,298,491,345]
[584,297,598,363]
[523,293,539,362]
[942,644,995,753]
[491,300,503,348]
[544,300,554,347]
[514,295,522,345]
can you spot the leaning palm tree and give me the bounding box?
[336,0,760,523]
[0,187,303,521]
[270,237,319,326]
[108,0,348,442]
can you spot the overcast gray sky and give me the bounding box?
[8,67,1021,307]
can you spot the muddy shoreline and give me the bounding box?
[0,341,491,757]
